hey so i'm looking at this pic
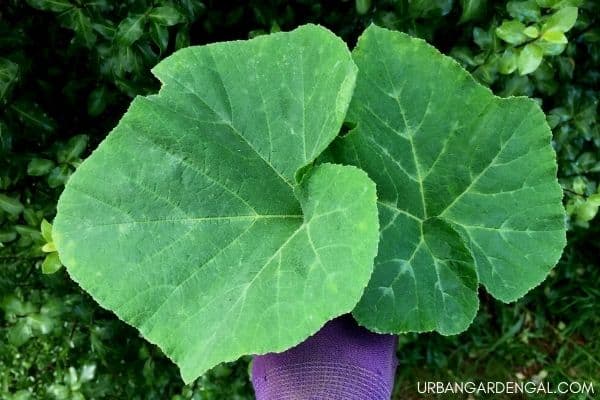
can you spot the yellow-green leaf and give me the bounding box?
[524,25,540,38]
[518,42,544,75]
[499,48,518,74]
[496,20,528,44]
[42,252,62,274]
[542,6,578,33]
[42,242,56,252]
[542,30,568,44]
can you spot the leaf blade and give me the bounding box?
[53,25,378,383]
[333,25,565,334]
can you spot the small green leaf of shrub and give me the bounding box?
[542,6,578,33]
[507,0,542,22]
[518,42,544,74]
[41,252,62,274]
[355,0,372,15]
[0,57,19,103]
[459,0,488,24]
[116,15,147,46]
[542,30,568,43]
[41,219,53,243]
[40,219,62,273]
[499,48,518,74]
[523,25,540,38]
[496,20,529,45]
[27,158,55,176]
[0,193,24,216]
[25,0,72,12]
[149,6,183,26]
[57,135,88,164]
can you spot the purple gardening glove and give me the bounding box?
[251,315,398,400]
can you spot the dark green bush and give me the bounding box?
[1,1,598,398]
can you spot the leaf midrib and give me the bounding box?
[82,214,303,228]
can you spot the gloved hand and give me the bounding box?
[251,315,397,399]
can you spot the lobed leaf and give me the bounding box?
[332,25,566,335]
[53,25,379,383]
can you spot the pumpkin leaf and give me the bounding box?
[53,25,379,383]
[331,25,566,335]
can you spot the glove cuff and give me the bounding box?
[251,315,397,400]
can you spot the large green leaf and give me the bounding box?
[53,25,379,383]
[332,25,566,335]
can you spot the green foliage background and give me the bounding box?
[1,0,598,399]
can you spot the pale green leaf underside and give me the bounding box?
[53,25,380,383]
[333,25,566,335]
